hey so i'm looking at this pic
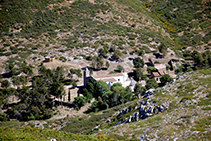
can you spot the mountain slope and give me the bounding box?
[0,0,175,72]
[91,69,211,140]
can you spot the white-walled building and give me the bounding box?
[84,68,136,91]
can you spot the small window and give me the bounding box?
[118,79,120,81]
[156,78,158,81]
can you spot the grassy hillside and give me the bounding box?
[0,0,174,68]
[0,0,210,65]
[143,0,211,50]
[91,68,211,140]
[0,126,117,141]
[1,68,210,140]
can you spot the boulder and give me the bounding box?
[117,111,122,119]
[116,120,121,125]
[128,107,133,112]
[122,109,125,114]
[91,125,100,131]
[128,115,132,123]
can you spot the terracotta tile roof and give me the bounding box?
[92,73,124,79]
[152,72,161,77]
[159,71,165,75]
[100,78,116,82]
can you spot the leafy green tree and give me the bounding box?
[19,76,28,86]
[1,80,10,88]
[39,65,47,75]
[160,74,173,85]
[86,77,95,94]
[191,50,203,67]
[12,76,21,86]
[106,61,110,69]
[117,65,124,72]
[109,46,116,52]
[0,113,10,121]
[147,66,157,74]
[125,87,133,101]
[112,50,122,60]
[158,42,167,56]
[72,82,77,87]
[146,79,158,89]
[95,80,109,98]
[133,68,144,82]
[202,50,211,68]
[134,83,147,98]
[91,56,104,69]
[4,63,20,76]
[89,69,93,75]
[70,68,82,78]
[111,83,128,105]
[91,101,99,112]
[166,64,171,71]
[111,83,122,91]
[53,67,65,82]
[50,82,65,99]
[74,96,86,110]
[22,66,33,76]
[133,58,144,68]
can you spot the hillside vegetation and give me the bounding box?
[92,69,211,140]
[0,0,174,69]
[143,0,211,50]
[0,0,210,70]
[0,0,211,140]
[0,126,118,141]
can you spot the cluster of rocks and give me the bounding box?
[98,89,169,129]
[114,99,168,125]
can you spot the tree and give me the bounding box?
[147,66,157,74]
[12,76,21,86]
[91,101,99,112]
[86,77,95,95]
[133,68,144,82]
[112,50,122,60]
[1,80,10,88]
[4,63,21,76]
[133,58,144,68]
[95,80,109,98]
[50,82,65,99]
[19,76,28,86]
[72,82,77,87]
[0,113,10,121]
[134,83,147,98]
[106,61,110,69]
[109,46,116,52]
[202,50,211,68]
[158,42,167,56]
[91,56,104,69]
[117,65,124,72]
[166,64,171,71]
[191,50,203,67]
[146,79,158,89]
[89,69,93,76]
[22,66,33,76]
[160,74,173,85]
[74,96,86,110]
